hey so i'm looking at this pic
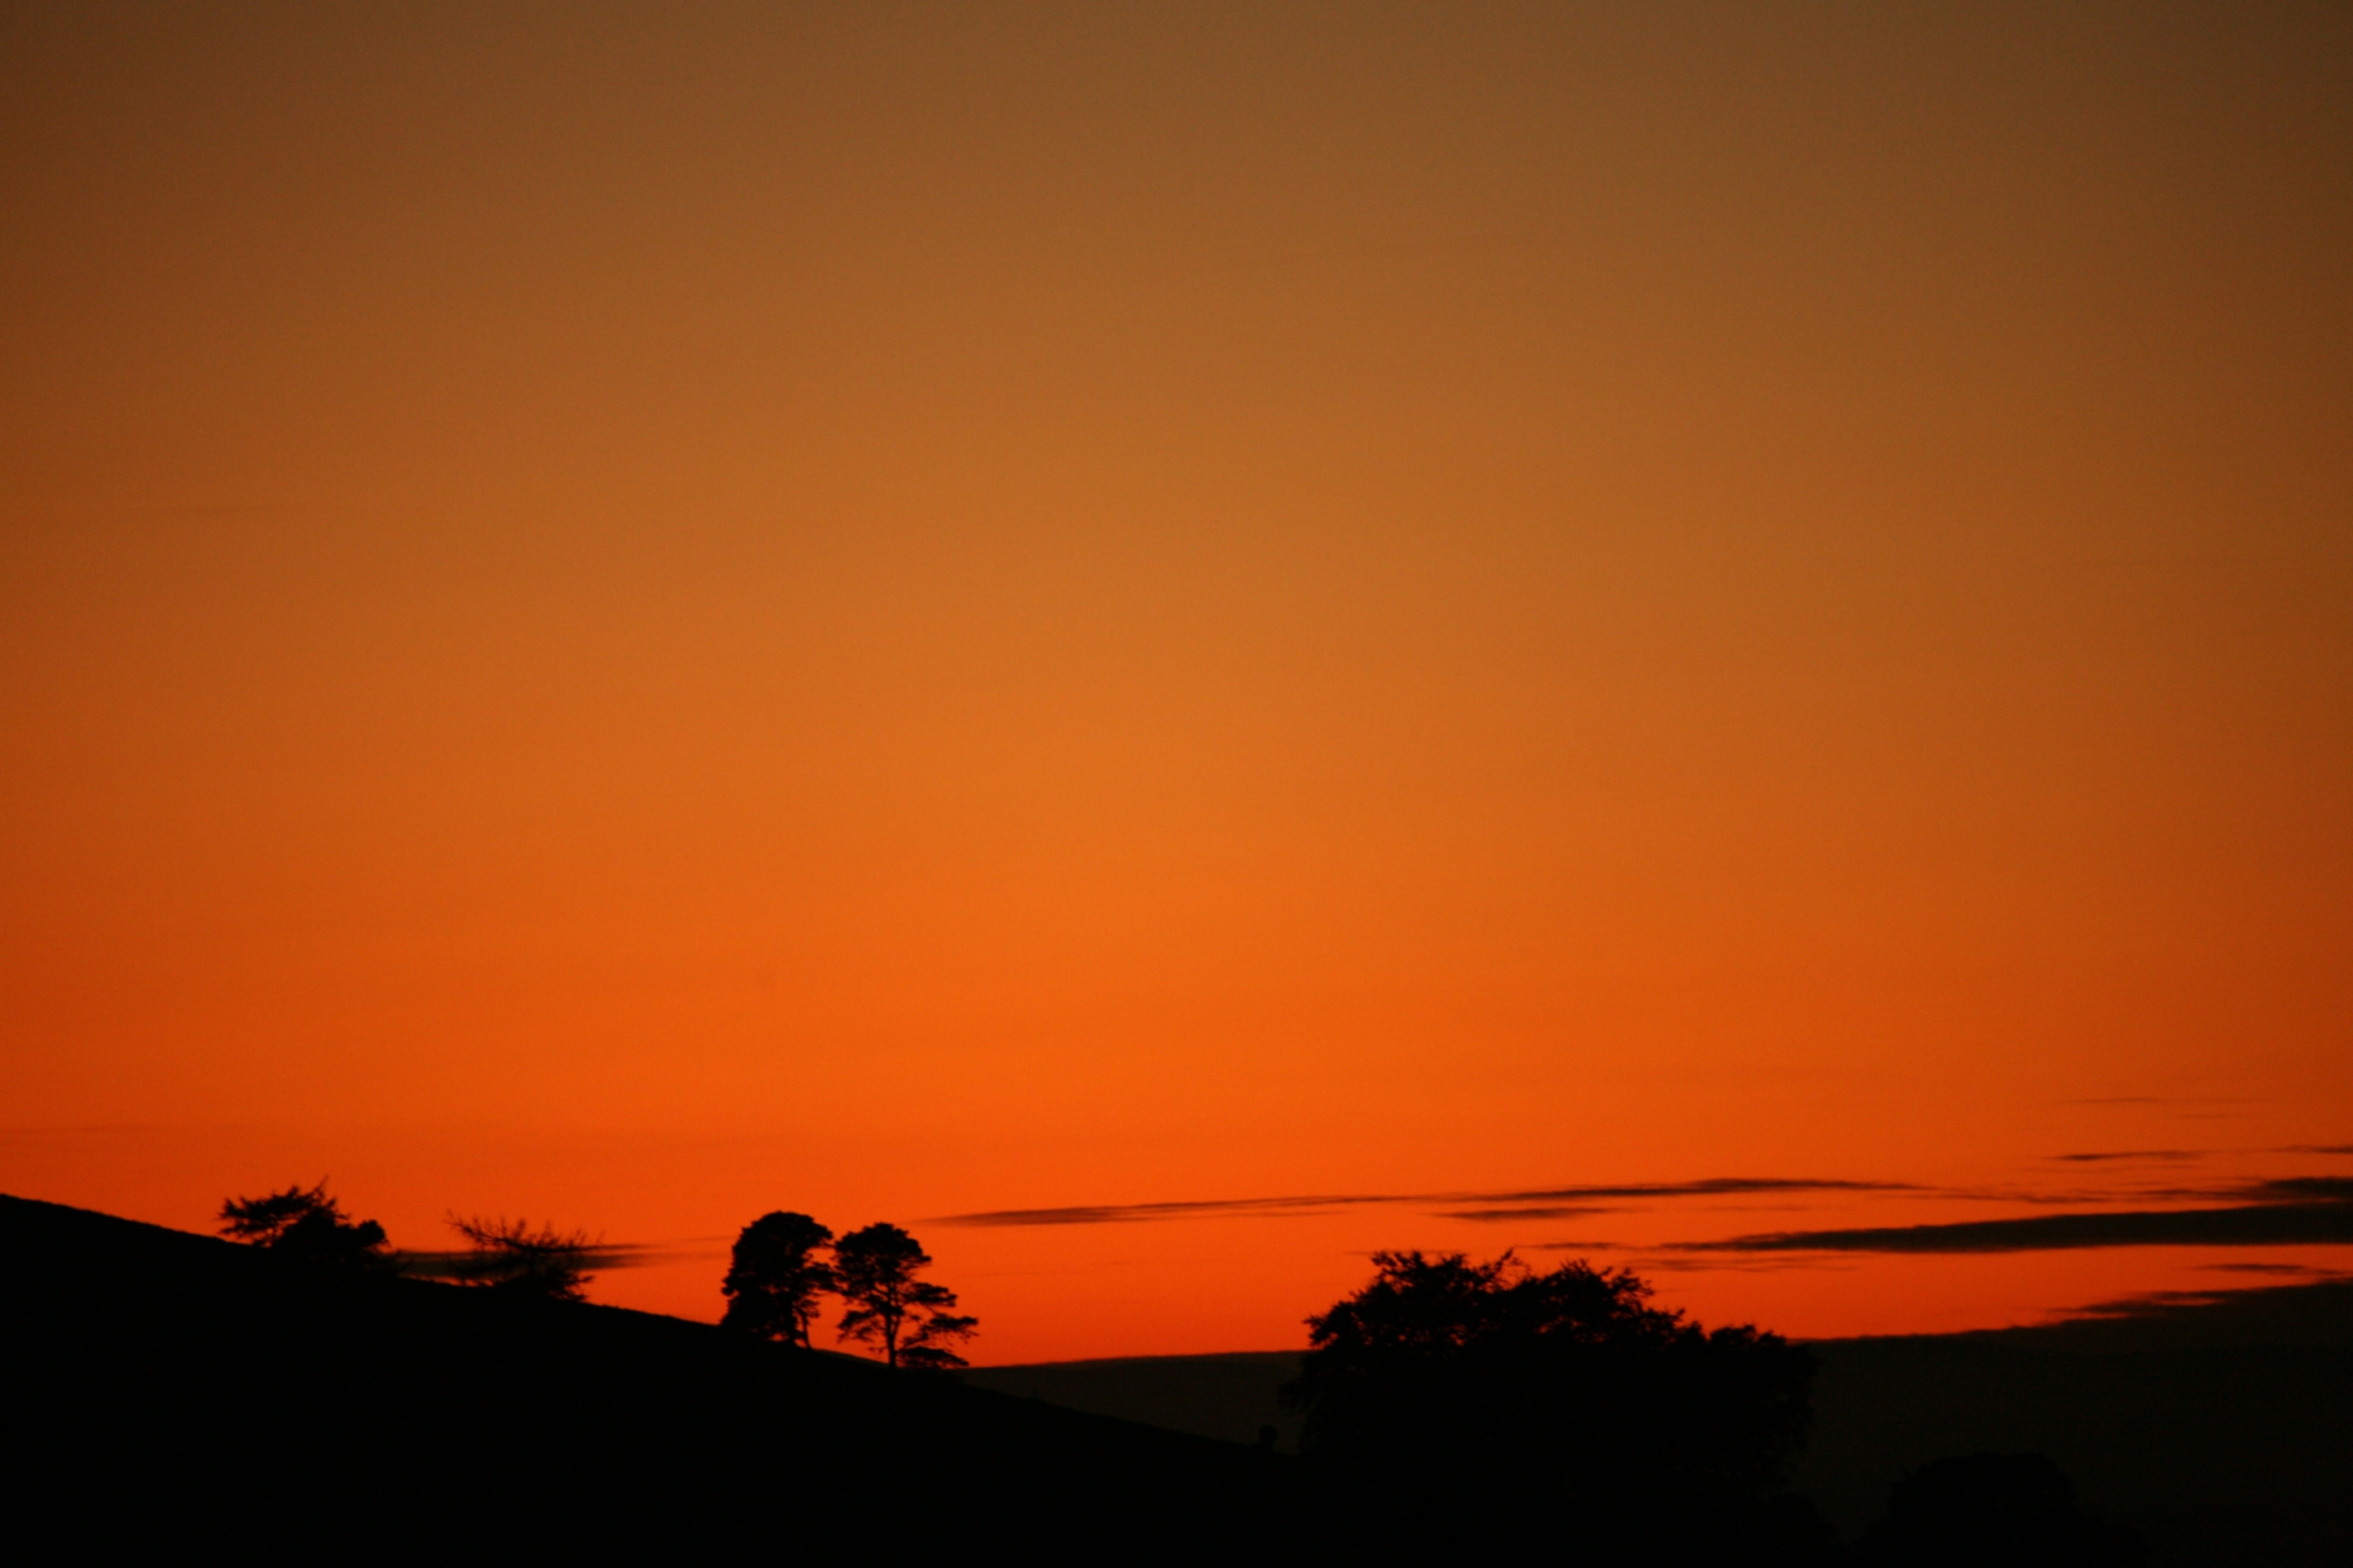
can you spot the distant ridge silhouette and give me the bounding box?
[968,1278,2353,1564]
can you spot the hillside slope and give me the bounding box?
[0,1194,1282,1553]
[968,1351,1307,1450]
[1796,1328,2353,1562]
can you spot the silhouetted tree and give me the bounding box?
[1284,1250,1822,1554]
[1860,1453,2146,1567]
[446,1214,599,1301]
[720,1211,836,1347]
[218,1180,390,1270]
[831,1222,977,1369]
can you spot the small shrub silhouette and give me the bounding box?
[444,1214,599,1301]
[218,1181,391,1271]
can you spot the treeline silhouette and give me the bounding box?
[1276,1248,2146,1563]
[10,1185,2165,1560]
[204,1189,2154,1558]
[215,1182,979,1366]
[1280,1248,1827,1557]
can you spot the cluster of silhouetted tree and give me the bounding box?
[721,1211,976,1368]
[218,1181,601,1300]
[218,1184,979,1369]
[1281,1248,1825,1555]
[1280,1247,2146,1564]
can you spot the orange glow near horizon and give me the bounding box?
[3,5,2349,1364]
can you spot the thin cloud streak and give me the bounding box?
[1940,1175,2353,1208]
[928,1178,1915,1229]
[1677,1201,2353,1256]
[926,1195,1392,1228]
[2246,1176,2353,1202]
[2050,1150,2203,1163]
[2202,1261,2340,1276]
[1474,1178,1918,1203]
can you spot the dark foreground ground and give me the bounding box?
[0,1194,1281,1555]
[11,1191,2347,1561]
[968,1284,2353,1565]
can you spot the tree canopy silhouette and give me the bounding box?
[1284,1250,1820,1552]
[720,1211,836,1347]
[832,1222,976,1370]
[218,1181,390,1270]
[445,1214,598,1301]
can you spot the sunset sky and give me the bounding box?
[4,3,2348,1363]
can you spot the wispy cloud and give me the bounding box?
[2240,1175,2353,1203]
[2049,1150,2202,1163]
[2201,1260,2340,1276]
[1675,1196,2353,1256]
[1469,1178,1917,1203]
[928,1195,1395,1228]
[928,1177,1913,1229]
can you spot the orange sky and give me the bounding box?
[4,4,2349,1363]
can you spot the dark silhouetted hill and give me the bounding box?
[0,1194,1285,1555]
[968,1282,2353,1565]
[1798,1287,2353,1566]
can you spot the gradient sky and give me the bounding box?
[4,3,2349,1362]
